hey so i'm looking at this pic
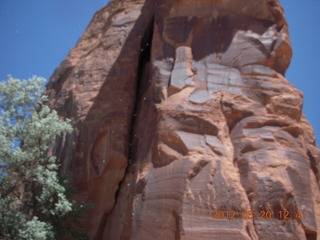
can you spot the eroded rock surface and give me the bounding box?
[47,0,320,239]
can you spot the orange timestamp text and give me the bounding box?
[211,210,307,220]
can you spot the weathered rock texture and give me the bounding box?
[47,0,320,239]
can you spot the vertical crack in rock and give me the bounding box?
[111,13,154,210]
[95,13,155,240]
[128,15,154,165]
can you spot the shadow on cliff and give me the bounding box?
[78,1,156,239]
[82,0,155,169]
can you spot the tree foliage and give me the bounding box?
[0,76,86,239]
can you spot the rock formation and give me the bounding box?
[47,0,320,239]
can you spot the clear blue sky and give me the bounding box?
[0,0,319,145]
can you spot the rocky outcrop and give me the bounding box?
[47,0,320,239]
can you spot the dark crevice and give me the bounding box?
[99,13,155,240]
[111,13,155,212]
[128,15,154,165]
[94,12,155,240]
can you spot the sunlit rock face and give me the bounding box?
[47,0,320,239]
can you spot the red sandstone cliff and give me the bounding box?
[47,0,320,239]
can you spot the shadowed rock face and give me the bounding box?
[47,0,320,239]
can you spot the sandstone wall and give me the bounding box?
[47,0,320,239]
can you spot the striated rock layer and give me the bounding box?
[47,0,320,239]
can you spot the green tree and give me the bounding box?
[0,76,86,239]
